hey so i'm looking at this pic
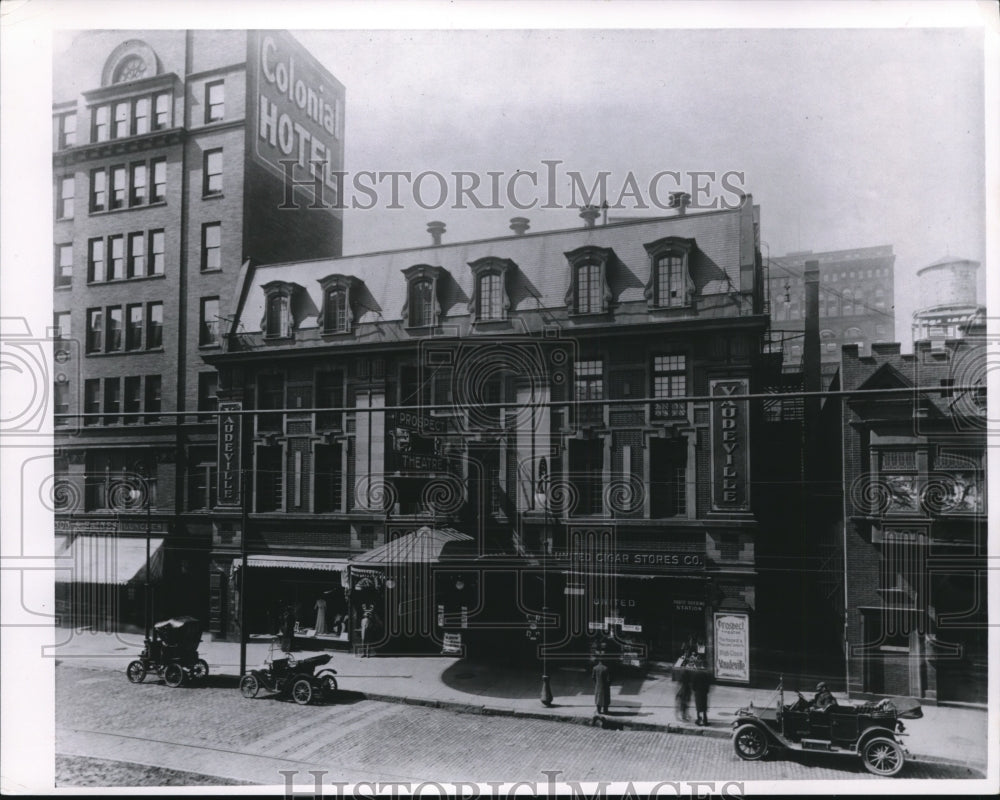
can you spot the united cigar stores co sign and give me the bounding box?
[217,402,242,507]
[249,31,344,198]
[710,378,750,511]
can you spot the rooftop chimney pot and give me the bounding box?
[427,221,446,246]
[510,217,530,236]
[579,205,600,228]
[668,192,691,216]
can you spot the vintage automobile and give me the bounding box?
[731,682,922,776]
[127,616,209,688]
[239,643,338,705]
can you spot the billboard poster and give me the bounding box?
[714,612,750,683]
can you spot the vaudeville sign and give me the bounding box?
[714,612,750,683]
[710,378,750,511]
[217,402,242,506]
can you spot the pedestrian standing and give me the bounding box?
[676,655,693,721]
[592,658,611,714]
[692,656,712,726]
[280,604,296,653]
[359,604,374,657]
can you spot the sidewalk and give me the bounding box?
[50,629,990,771]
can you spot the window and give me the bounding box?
[57,176,74,219]
[113,56,147,83]
[151,158,166,203]
[574,359,604,427]
[201,223,221,271]
[651,355,687,420]
[656,254,686,306]
[842,289,854,316]
[90,169,107,212]
[821,329,837,353]
[58,112,77,148]
[125,304,143,350]
[106,306,123,351]
[108,235,125,280]
[314,443,343,513]
[876,324,888,337]
[197,372,219,422]
[576,263,601,314]
[133,97,150,135]
[110,165,126,209]
[84,452,157,511]
[203,149,222,195]
[93,105,110,142]
[127,232,145,278]
[256,445,284,512]
[257,374,285,432]
[103,377,121,424]
[265,292,291,338]
[200,297,220,346]
[410,279,434,327]
[54,381,70,425]
[130,163,147,205]
[54,311,71,340]
[315,370,344,429]
[86,309,103,353]
[113,102,130,138]
[88,238,106,282]
[149,230,165,275]
[55,244,73,288]
[153,93,172,129]
[479,272,502,320]
[187,449,218,510]
[932,448,984,514]
[323,287,348,333]
[144,375,162,423]
[146,302,163,349]
[84,379,100,426]
[205,80,225,123]
[568,438,603,515]
[650,437,688,517]
[468,258,514,322]
[123,376,141,423]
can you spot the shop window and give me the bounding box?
[401,265,444,329]
[57,176,74,219]
[205,80,225,123]
[651,354,687,420]
[315,370,344,430]
[650,438,687,517]
[125,304,143,350]
[84,379,100,427]
[568,438,603,516]
[58,112,77,148]
[85,308,103,353]
[198,372,219,422]
[200,297,220,346]
[144,375,162,424]
[201,222,221,271]
[146,302,163,349]
[55,243,73,288]
[123,376,141,423]
[314,443,344,513]
[103,377,121,425]
[256,444,284,512]
[203,148,223,196]
[574,359,604,427]
[468,257,513,322]
[257,373,285,432]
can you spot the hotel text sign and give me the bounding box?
[710,378,750,511]
[217,402,242,507]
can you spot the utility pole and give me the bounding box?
[238,468,249,677]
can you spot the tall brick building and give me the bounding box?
[52,30,345,629]
[202,199,786,682]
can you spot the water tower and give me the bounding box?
[911,257,984,343]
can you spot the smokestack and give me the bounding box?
[509,217,530,236]
[803,260,821,395]
[579,205,600,228]
[427,221,446,246]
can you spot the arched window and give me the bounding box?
[468,257,513,322]
[113,56,147,83]
[401,265,444,330]
[576,262,601,314]
[643,236,694,310]
[262,281,298,339]
[410,278,434,327]
[478,272,503,320]
[324,287,348,333]
[266,294,289,338]
[655,253,685,307]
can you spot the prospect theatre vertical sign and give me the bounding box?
[714,612,750,683]
[217,402,242,507]
[710,378,750,512]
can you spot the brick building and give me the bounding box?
[204,198,787,682]
[767,245,895,386]
[52,30,345,629]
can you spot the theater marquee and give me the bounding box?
[710,378,750,512]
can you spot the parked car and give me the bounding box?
[127,616,209,688]
[240,642,338,705]
[731,683,922,776]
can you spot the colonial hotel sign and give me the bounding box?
[710,378,750,512]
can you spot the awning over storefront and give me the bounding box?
[350,526,474,565]
[55,534,164,585]
[245,555,350,572]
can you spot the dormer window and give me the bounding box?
[262,281,299,339]
[644,237,695,309]
[317,274,359,335]
[564,246,613,316]
[401,265,444,329]
[468,257,514,322]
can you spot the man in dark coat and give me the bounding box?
[280,604,296,652]
[592,659,611,714]
[691,657,712,726]
[812,682,837,711]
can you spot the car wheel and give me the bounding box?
[321,674,338,699]
[733,725,769,760]
[126,661,147,684]
[163,663,184,688]
[291,678,314,705]
[192,659,209,680]
[861,736,904,776]
[240,674,260,699]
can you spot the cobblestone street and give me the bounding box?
[56,665,982,787]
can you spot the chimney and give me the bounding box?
[669,192,691,216]
[579,205,600,228]
[509,217,530,236]
[427,221,446,246]
[803,259,822,495]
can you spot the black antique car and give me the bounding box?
[127,616,209,688]
[240,642,338,705]
[731,682,922,776]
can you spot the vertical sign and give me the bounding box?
[217,402,242,507]
[710,378,750,511]
[714,612,750,683]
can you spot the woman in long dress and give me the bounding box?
[314,596,327,635]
